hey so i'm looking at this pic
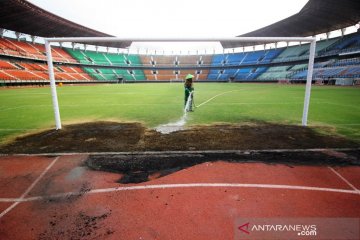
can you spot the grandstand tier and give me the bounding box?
[0,31,360,83]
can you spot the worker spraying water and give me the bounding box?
[184,74,195,112]
[155,73,195,134]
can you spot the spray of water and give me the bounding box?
[184,91,193,113]
[155,92,193,134]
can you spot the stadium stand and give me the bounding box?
[206,49,283,81]
[331,58,360,67]
[253,32,360,82]
[82,67,144,81]
[200,55,213,66]
[139,55,176,67]
[140,55,155,67]
[125,55,143,67]
[156,70,176,81]
[84,68,114,81]
[143,70,157,81]
[173,69,210,81]
[292,65,360,80]
[261,49,283,63]
[235,67,268,81]
[290,64,308,71]
[258,66,293,81]
[321,32,360,54]
[210,49,283,68]
[66,49,145,80]
[66,48,90,64]
[1,30,360,83]
[0,57,92,82]
[284,38,339,58]
[129,69,146,80]
[105,53,127,66]
[196,69,209,80]
[0,0,359,85]
[274,44,309,60]
[177,56,201,66]
[0,59,17,69]
[151,55,176,66]
[242,51,268,64]
[0,38,77,63]
[82,51,109,65]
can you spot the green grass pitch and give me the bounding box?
[0,83,359,143]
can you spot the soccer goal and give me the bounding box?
[44,37,316,130]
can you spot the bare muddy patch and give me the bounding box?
[0,121,358,153]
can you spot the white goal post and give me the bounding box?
[44,37,317,130]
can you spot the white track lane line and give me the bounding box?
[0,156,60,219]
[328,167,359,192]
[1,147,359,157]
[0,183,359,204]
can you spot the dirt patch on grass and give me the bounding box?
[0,121,358,154]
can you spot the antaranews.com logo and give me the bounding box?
[235,218,359,240]
[238,222,317,236]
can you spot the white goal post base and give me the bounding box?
[44,37,317,130]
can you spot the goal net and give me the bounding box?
[44,37,317,130]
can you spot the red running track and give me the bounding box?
[0,155,359,239]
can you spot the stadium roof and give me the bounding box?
[221,0,360,48]
[0,0,131,48]
[1,0,359,50]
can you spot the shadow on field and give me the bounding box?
[0,121,358,154]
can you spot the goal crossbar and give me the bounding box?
[44,37,317,130]
[46,37,315,43]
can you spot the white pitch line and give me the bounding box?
[0,156,60,219]
[203,102,304,105]
[1,147,359,157]
[0,183,359,204]
[331,123,360,126]
[0,106,28,111]
[0,103,180,112]
[196,90,237,108]
[328,167,359,192]
[0,129,41,131]
[319,102,360,110]
[310,123,360,126]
